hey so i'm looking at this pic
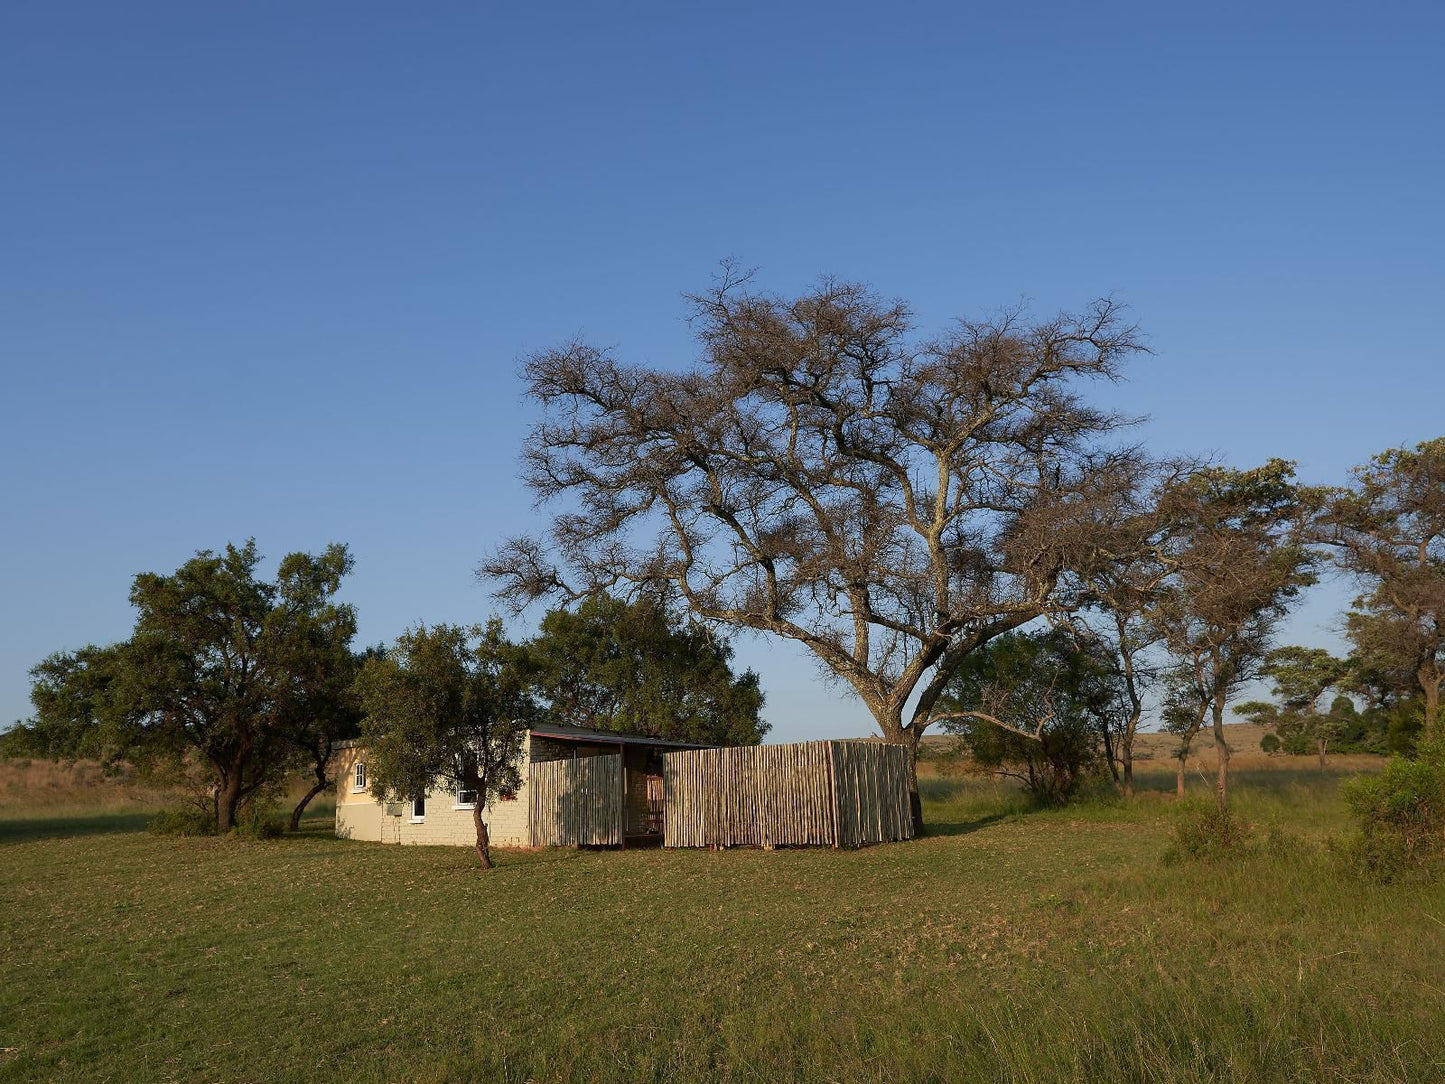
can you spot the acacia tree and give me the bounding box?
[1152,462,1316,810]
[355,622,533,871]
[1235,646,1349,768]
[526,593,768,745]
[483,271,1146,830]
[25,540,358,832]
[1321,438,1445,739]
[1066,460,1191,796]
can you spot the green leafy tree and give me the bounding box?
[23,541,358,832]
[355,622,534,871]
[525,594,767,745]
[932,630,1121,805]
[1153,462,1316,809]
[1234,646,1349,768]
[1321,438,1445,738]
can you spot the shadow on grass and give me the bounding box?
[0,810,155,844]
[919,810,1019,838]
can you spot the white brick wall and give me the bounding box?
[337,742,534,848]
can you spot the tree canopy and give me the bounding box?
[1322,438,1445,738]
[525,594,767,745]
[17,540,357,832]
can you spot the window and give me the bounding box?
[353,761,367,792]
[454,752,478,809]
[411,796,426,821]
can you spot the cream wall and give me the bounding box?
[334,741,534,848]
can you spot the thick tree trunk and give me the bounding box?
[216,772,244,833]
[901,728,924,836]
[472,803,493,871]
[1175,748,1187,798]
[1122,752,1134,798]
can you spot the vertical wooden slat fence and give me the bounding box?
[529,754,623,847]
[663,740,914,849]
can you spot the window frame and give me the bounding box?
[411,795,426,822]
[453,751,479,810]
[353,760,367,793]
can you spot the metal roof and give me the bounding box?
[526,722,714,750]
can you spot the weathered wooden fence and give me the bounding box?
[662,740,914,849]
[529,754,622,847]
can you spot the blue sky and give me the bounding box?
[2,1,1441,740]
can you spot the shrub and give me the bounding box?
[1259,733,1281,755]
[1163,803,1255,864]
[1338,741,1445,881]
[148,808,215,837]
[231,803,285,840]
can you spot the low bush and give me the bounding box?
[1163,802,1255,864]
[147,808,215,837]
[1337,740,1445,881]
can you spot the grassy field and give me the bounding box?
[2,758,1443,1083]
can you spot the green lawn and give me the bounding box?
[2,772,1443,1083]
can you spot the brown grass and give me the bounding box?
[918,723,1388,781]
[0,758,174,813]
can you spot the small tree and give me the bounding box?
[355,622,532,871]
[1069,459,1193,796]
[1235,646,1349,769]
[525,594,767,745]
[1153,462,1316,810]
[932,630,1119,805]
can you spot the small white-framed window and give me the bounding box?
[353,761,367,792]
[454,752,478,809]
[411,796,426,822]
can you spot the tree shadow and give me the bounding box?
[918,810,1018,838]
[0,811,154,845]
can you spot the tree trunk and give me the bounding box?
[1316,738,1328,771]
[472,803,493,871]
[1422,665,1441,740]
[1122,752,1134,798]
[289,776,328,832]
[1175,748,1187,798]
[901,728,924,836]
[216,772,244,833]
[1102,718,1122,793]
[1212,688,1230,813]
[289,743,333,831]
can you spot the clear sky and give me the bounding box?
[2,1,1441,741]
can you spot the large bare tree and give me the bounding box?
[483,270,1146,830]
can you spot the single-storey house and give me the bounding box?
[335,726,917,850]
[333,723,708,848]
